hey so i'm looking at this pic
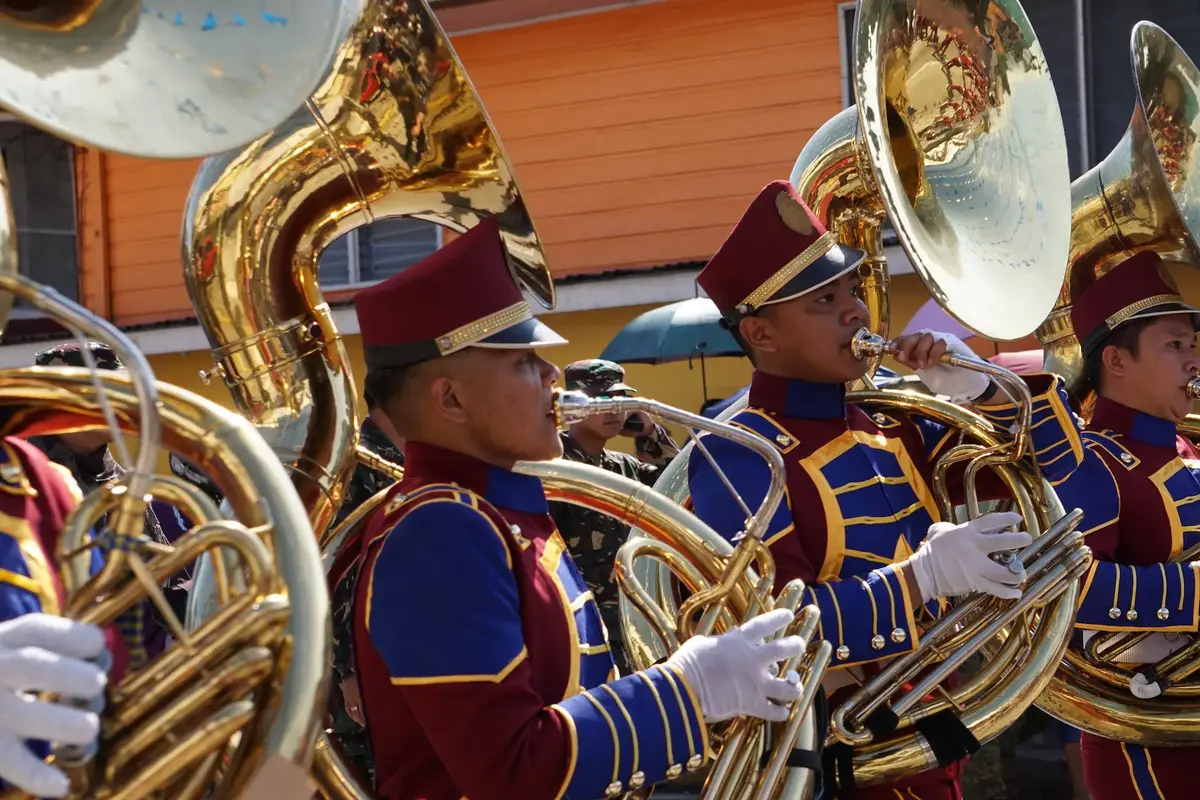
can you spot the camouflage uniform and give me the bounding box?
[329,414,404,784]
[549,360,678,677]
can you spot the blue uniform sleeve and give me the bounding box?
[552,664,709,796]
[368,500,527,682]
[0,510,64,793]
[0,520,58,622]
[366,498,708,799]
[800,567,922,669]
[976,375,1085,483]
[689,432,923,670]
[1052,439,1200,632]
[1077,559,1200,632]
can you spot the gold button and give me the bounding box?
[891,628,907,644]
[510,524,521,535]
[438,336,453,350]
[605,781,623,797]
[1120,452,1134,463]
[1158,608,1170,621]
[629,771,646,789]
[1109,608,1121,619]
[775,434,791,446]
[873,413,887,425]
[666,764,683,780]
[836,645,850,661]
[871,634,885,650]
[687,754,704,771]
[1126,610,1138,621]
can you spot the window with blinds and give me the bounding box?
[0,120,79,305]
[317,217,443,288]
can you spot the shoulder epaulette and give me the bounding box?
[855,403,904,430]
[382,481,476,516]
[1082,430,1140,470]
[723,408,800,454]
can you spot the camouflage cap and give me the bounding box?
[564,359,636,397]
[34,341,122,370]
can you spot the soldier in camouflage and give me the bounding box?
[550,359,679,677]
[328,392,405,785]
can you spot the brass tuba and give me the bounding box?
[181,0,555,543]
[644,0,1092,788]
[1033,22,1200,746]
[0,5,348,797]
[1037,20,1200,386]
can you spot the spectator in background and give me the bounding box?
[328,391,405,785]
[153,453,225,545]
[29,341,181,666]
[550,359,679,675]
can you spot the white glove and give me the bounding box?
[0,614,108,798]
[666,608,806,723]
[911,330,990,403]
[908,511,1032,602]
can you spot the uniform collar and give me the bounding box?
[402,441,549,514]
[748,370,846,419]
[1091,396,1178,449]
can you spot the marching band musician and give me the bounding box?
[346,218,812,800]
[688,180,1062,800]
[0,438,109,798]
[1030,251,1200,800]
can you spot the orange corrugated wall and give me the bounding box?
[82,0,844,327]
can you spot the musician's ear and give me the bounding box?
[1100,342,1128,381]
[739,315,778,355]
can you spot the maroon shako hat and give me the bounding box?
[354,218,566,371]
[698,180,866,322]
[1071,250,1200,356]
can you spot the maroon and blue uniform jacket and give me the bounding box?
[352,442,709,800]
[1028,394,1200,800]
[0,436,118,794]
[687,371,1072,798]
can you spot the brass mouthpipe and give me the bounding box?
[553,389,788,639]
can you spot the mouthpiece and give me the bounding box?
[1188,376,1200,400]
[552,388,594,429]
[850,328,890,360]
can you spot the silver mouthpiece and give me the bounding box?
[553,389,597,429]
[850,328,889,361]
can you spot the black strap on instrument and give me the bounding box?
[822,742,857,798]
[821,708,978,798]
[914,710,981,767]
[759,686,829,772]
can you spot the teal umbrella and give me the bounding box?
[598,298,744,399]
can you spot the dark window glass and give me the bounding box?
[317,218,441,287]
[0,121,78,303]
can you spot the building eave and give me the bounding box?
[0,246,916,367]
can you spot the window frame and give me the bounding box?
[0,112,80,310]
[320,224,446,291]
[837,1,857,109]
